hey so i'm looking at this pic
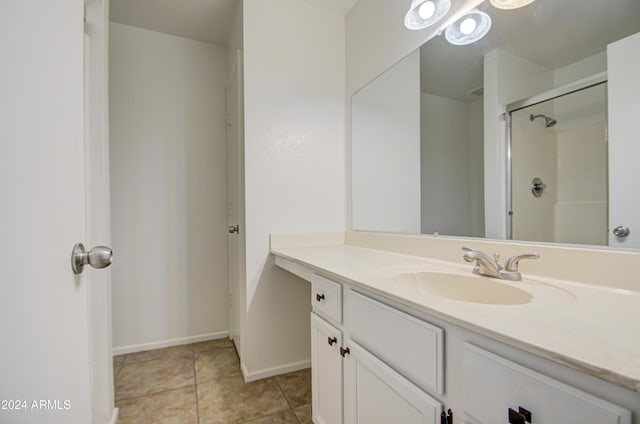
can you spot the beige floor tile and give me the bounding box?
[293,404,312,424]
[193,338,235,353]
[115,386,198,424]
[195,347,241,383]
[113,355,125,380]
[275,369,312,408]
[116,357,195,400]
[123,344,194,365]
[113,354,126,369]
[241,410,300,424]
[197,376,290,424]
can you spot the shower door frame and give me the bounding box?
[504,71,608,239]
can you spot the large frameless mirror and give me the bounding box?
[351,0,640,249]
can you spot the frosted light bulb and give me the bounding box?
[418,1,436,19]
[460,17,477,35]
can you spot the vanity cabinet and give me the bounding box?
[302,268,636,424]
[310,273,444,424]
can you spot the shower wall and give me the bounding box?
[554,123,607,245]
[511,122,557,242]
[511,86,607,246]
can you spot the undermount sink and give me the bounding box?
[393,271,533,305]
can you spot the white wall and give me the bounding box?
[242,0,346,380]
[420,93,470,236]
[109,23,229,352]
[554,52,606,87]
[352,50,421,233]
[228,0,243,71]
[467,98,485,237]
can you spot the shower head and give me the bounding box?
[530,113,557,128]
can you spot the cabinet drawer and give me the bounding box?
[463,344,631,424]
[311,274,342,324]
[344,290,444,395]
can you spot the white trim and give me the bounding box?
[109,407,119,424]
[112,331,229,356]
[241,359,311,383]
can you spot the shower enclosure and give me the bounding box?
[507,76,608,246]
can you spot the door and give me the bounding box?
[607,32,640,248]
[227,50,244,353]
[85,0,116,422]
[311,313,343,424]
[0,1,113,423]
[343,339,442,424]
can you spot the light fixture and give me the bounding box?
[445,9,492,46]
[490,0,536,10]
[404,0,451,31]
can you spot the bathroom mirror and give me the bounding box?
[351,0,640,249]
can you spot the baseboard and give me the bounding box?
[241,359,311,383]
[109,407,119,424]
[112,331,229,356]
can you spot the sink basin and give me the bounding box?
[393,271,533,305]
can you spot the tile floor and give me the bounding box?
[113,338,312,424]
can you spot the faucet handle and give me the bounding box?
[504,253,540,272]
[462,247,474,262]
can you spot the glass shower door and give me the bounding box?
[509,82,608,246]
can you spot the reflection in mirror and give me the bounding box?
[351,0,640,249]
[510,82,607,245]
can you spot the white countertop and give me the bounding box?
[271,243,640,394]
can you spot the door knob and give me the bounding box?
[71,243,113,275]
[613,226,630,238]
[228,225,239,234]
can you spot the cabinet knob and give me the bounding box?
[339,347,350,357]
[316,293,325,302]
[327,336,337,346]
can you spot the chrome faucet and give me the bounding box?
[462,247,539,281]
[462,247,502,278]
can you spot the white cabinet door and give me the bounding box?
[343,338,442,424]
[608,31,640,248]
[311,313,343,424]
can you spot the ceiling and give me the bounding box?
[110,0,357,47]
[110,0,238,46]
[419,0,640,102]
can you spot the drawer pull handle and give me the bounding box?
[508,408,524,424]
[327,336,337,346]
[508,407,531,424]
[316,293,325,302]
[518,407,531,423]
[340,347,350,357]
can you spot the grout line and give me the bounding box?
[114,383,196,404]
[193,351,201,424]
[274,377,295,411]
[273,377,304,424]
